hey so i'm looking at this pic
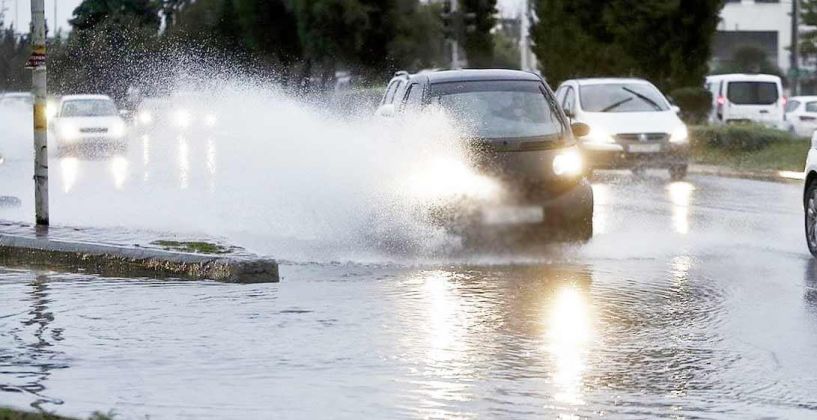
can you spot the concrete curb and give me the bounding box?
[0,229,279,283]
[689,164,804,184]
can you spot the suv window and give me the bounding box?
[403,83,424,110]
[383,80,403,105]
[727,81,778,105]
[429,80,567,141]
[806,102,817,113]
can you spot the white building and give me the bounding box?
[714,0,793,72]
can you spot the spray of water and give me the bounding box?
[1,77,515,262]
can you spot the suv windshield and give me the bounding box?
[580,83,669,113]
[61,99,118,117]
[429,80,566,140]
[727,81,778,105]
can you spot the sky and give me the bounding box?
[4,0,524,34]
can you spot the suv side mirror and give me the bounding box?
[571,122,590,137]
[671,105,681,114]
[376,104,396,118]
[564,109,574,119]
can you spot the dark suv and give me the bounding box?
[382,69,594,241]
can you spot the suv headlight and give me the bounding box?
[670,125,689,144]
[553,148,583,176]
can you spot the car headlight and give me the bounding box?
[58,123,80,141]
[174,109,192,128]
[138,110,153,125]
[553,148,584,176]
[670,125,689,144]
[582,125,615,144]
[205,114,217,127]
[110,120,127,137]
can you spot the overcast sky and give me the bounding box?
[6,0,524,34]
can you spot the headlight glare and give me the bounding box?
[582,125,615,144]
[111,120,127,137]
[174,109,192,128]
[138,110,153,125]
[59,123,80,141]
[670,125,689,144]
[553,149,583,176]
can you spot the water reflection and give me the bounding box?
[0,275,66,409]
[667,182,694,235]
[206,138,217,192]
[591,184,611,234]
[110,156,128,190]
[59,158,79,193]
[805,259,817,307]
[546,284,592,406]
[178,136,189,190]
[141,134,150,182]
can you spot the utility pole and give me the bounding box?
[30,0,49,226]
[791,0,801,96]
[450,0,461,69]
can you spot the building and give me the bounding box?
[713,0,793,73]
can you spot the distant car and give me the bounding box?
[0,92,33,108]
[784,96,817,137]
[555,78,690,180]
[383,69,594,241]
[705,73,785,128]
[134,93,218,135]
[51,94,128,155]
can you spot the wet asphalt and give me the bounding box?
[2,153,817,418]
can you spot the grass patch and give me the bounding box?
[151,240,231,255]
[690,125,810,172]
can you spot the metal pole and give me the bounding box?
[791,0,800,96]
[450,0,460,69]
[31,0,49,226]
[520,1,528,71]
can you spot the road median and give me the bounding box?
[0,221,278,283]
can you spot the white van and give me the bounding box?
[705,74,785,127]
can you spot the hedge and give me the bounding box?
[690,124,801,151]
[669,87,712,124]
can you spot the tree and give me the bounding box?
[712,45,783,76]
[70,0,161,32]
[460,0,497,68]
[387,0,445,72]
[531,0,723,90]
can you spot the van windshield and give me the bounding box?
[61,99,118,117]
[429,80,566,141]
[727,82,778,105]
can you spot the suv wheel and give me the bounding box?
[806,179,817,257]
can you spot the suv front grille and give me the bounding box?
[615,133,669,143]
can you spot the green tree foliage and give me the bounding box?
[492,30,520,69]
[70,0,161,31]
[388,0,445,72]
[532,0,723,90]
[460,0,496,68]
[0,19,31,90]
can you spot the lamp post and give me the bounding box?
[29,0,49,226]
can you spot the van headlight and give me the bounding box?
[174,109,192,129]
[670,125,689,144]
[553,148,584,176]
[138,110,153,125]
[582,125,615,144]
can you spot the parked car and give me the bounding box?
[804,132,817,257]
[705,74,785,128]
[555,78,689,180]
[51,94,128,155]
[784,96,817,137]
[382,69,594,242]
[0,92,33,108]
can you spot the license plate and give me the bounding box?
[482,206,544,225]
[629,144,661,153]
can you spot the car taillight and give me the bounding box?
[716,96,726,106]
[782,96,788,106]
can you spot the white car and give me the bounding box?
[0,92,33,108]
[705,74,785,128]
[51,94,128,155]
[804,134,817,257]
[785,96,817,137]
[554,78,690,180]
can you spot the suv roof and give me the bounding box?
[422,69,541,84]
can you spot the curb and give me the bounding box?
[0,226,279,283]
[689,164,804,184]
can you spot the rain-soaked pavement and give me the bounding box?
[2,148,817,418]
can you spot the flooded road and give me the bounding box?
[2,164,817,418]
